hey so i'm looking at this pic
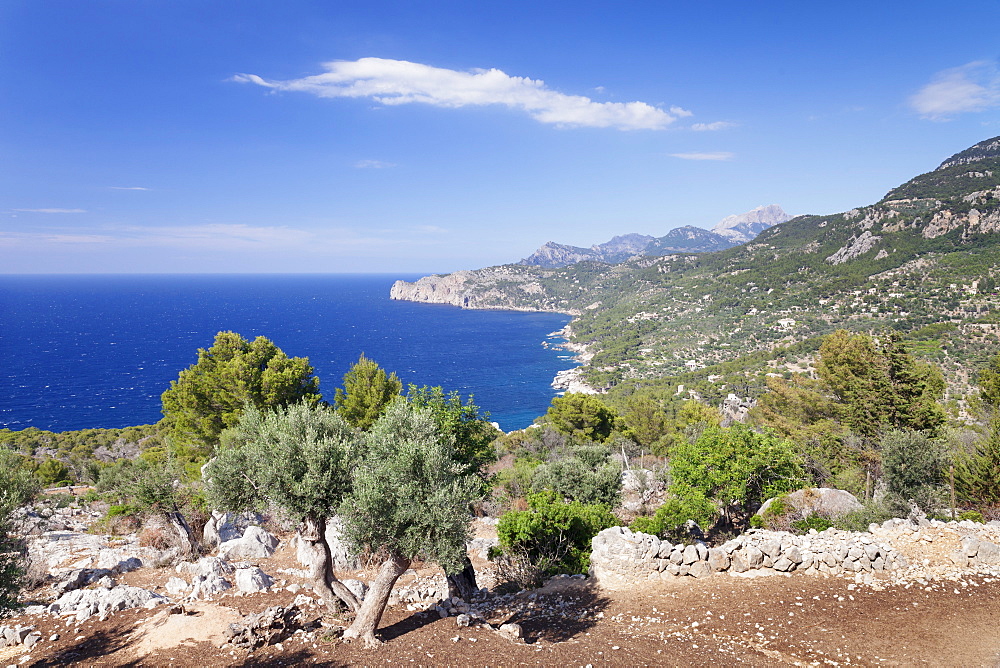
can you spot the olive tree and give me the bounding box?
[406,384,500,599]
[340,400,481,646]
[205,401,362,613]
[96,456,199,557]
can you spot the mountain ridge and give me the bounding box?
[517,205,792,268]
[391,136,1000,404]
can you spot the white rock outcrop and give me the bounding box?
[218,526,279,560]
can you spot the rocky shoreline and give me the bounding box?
[547,325,599,395]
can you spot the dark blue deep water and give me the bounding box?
[0,274,575,432]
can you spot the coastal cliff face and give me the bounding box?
[390,267,580,314]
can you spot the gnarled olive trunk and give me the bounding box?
[167,509,199,558]
[342,551,411,646]
[446,555,478,601]
[302,516,360,613]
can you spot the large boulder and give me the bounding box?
[51,585,167,621]
[218,526,279,560]
[176,556,234,579]
[757,488,863,519]
[203,511,264,549]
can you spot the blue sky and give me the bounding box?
[3,1,999,274]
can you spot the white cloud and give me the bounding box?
[234,57,689,130]
[414,225,447,234]
[691,121,736,131]
[910,61,1000,119]
[109,186,150,191]
[0,222,451,255]
[354,159,397,169]
[670,152,734,161]
[13,208,87,213]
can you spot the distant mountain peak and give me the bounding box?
[711,204,792,243]
[518,205,790,268]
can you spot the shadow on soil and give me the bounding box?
[30,626,139,667]
[238,649,348,667]
[499,577,612,644]
[375,607,440,642]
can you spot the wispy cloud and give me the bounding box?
[691,121,736,131]
[13,208,87,214]
[109,186,150,191]
[354,159,397,169]
[414,225,447,234]
[910,61,1000,120]
[0,222,449,254]
[670,152,734,161]
[234,57,691,130]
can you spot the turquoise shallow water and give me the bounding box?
[0,274,575,432]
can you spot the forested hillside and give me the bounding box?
[392,136,1000,407]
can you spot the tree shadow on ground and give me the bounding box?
[30,626,139,667]
[239,649,348,667]
[373,607,440,643]
[497,577,612,644]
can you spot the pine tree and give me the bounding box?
[161,331,320,455]
[333,354,402,431]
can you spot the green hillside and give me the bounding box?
[395,136,1000,407]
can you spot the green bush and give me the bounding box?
[628,493,717,541]
[958,510,984,523]
[668,425,805,532]
[496,490,618,577]
[881,430,948,515]
[530,456,622,507]
[792,515,834,532]
[106,503,139,519]
[832,500,893,532]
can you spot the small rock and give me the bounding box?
[498,623,523,641]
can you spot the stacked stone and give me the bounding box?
[589,526,729,586]
[589,526,906,587]
[720,528,903,576]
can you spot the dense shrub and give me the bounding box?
[495,491,618,578]
[881,429,948,515]
[530,454,622,507]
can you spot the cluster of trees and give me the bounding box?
[5,324,1000,634]
[0,331,499,641]
[155,334,500,643]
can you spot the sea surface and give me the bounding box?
[0,274,575,433]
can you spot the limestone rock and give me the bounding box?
[218,526,279,560]
[758,488,863,520]
[708,547,730,572]
[235,567,273,593]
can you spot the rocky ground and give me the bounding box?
[1,505,999,667]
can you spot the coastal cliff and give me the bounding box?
[390,266,580,315]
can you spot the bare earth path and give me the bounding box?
[3,568,998,666]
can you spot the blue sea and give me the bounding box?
[0,274,575,433]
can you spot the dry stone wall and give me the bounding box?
[590,519,1000,590]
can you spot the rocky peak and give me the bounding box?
[711,204,792,243]
[936,136,1000,171]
